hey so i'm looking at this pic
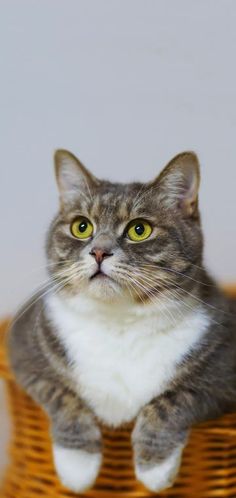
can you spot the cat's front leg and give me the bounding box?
[50,399,102,492]
[28,377,103,492]
[9,316,103,492]
[132,397,189,493]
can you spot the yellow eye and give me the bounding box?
[127,219,152,242]
[71,217,93,239]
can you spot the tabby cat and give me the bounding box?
[9,150,236,493]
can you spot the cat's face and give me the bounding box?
[46,150,203,304]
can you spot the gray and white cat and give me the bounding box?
[9,150,236,493]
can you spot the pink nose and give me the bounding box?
[89,249,113,264]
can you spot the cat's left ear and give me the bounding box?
[153,152,200,217]
[54,149,99,205]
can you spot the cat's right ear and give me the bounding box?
[54,149,99,206]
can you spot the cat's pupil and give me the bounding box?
[135,224,145,236]
[79,221,87,233]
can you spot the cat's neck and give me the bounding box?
[45,289,201,335]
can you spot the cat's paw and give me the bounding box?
[135,447,182,493]
[53,445,102,492]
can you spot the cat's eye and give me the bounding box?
[70,217,93,239]
[127,219,152,242]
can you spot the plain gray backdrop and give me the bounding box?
[1,0,236,317]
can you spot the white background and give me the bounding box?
[0,0,236,478]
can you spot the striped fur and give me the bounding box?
[8,150,236,493]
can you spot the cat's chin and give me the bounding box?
[87,274,123,301]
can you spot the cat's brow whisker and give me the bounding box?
[132,183,149,209]
[133,183,184,209]
[77,189,93,205]
[132,184,162,208]
[83,177,93,203]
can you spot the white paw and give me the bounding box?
[53,445,102,492]
[135,446,183,492]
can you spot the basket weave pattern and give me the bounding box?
[1,316,236,498]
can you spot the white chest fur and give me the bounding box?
[46,294,209,427]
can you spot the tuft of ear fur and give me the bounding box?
[54,149,99,205]
[153,152,200,217]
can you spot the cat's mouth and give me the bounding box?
[90,270,109,280]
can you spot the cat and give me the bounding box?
[8,149,236,493]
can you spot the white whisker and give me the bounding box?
[116,266,176,327]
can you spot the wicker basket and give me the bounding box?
[1,296,236,498]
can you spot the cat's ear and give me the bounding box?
[54,149,99,205]
[153,152,200,217]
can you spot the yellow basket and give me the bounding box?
[1,293,236,498]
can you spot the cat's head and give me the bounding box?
[46,150,202,304]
